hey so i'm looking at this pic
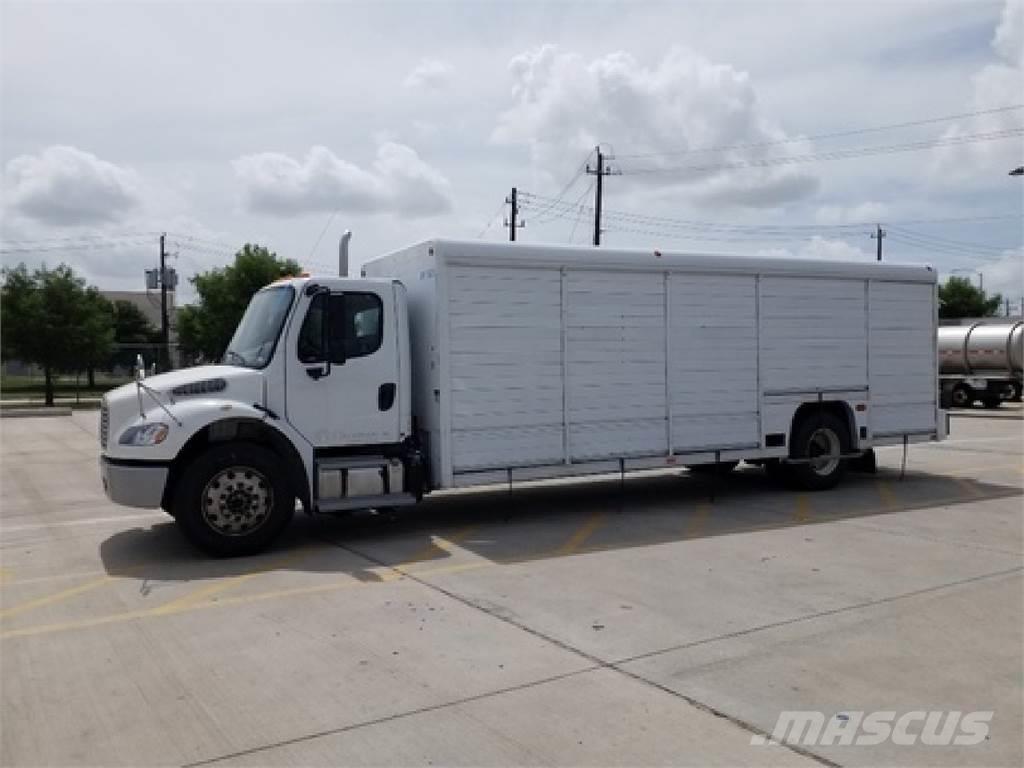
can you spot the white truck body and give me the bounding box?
[364,240,943,488]
[99,239,945,555]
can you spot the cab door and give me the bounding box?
[284,283,401,447]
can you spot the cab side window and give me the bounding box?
[341,293,383,359]
[297,294,326,363]
[297,292,383,363]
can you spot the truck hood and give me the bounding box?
[105,364,265,404]
[101,365,267,453]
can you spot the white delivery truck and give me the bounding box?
[99,240,945,555]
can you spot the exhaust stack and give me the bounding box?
[339,230,352,277]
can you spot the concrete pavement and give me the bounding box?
[0,407,1020,766]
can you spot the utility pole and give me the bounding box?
[871,224,886,261]
[504,187,525,241]
[586,146,619,246]
[159,232,169,372]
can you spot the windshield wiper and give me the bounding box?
[223,349,249,367]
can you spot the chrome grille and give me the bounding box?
[99,399,109,450]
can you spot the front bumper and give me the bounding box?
[100,456,169,509]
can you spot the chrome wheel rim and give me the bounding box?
[201,466,273,536]
[807,428,841,476]
[952,387,970,407]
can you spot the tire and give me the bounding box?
[1004,381,1021,402]
[687,460,740,476]
[950,383,974,409]
[788,412,849,491]
[172,442,294,556]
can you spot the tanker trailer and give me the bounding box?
[938,321,1023,408]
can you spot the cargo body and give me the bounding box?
[364,240,943,490]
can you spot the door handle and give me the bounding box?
[306,365,327,380]
[378,382,396,411]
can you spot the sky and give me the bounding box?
[1,0,1022,307]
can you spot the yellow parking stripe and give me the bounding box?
[0,575,114,619]
[149,551,308,615]
[684,503,712,538]
[0,558,493,641]
[875,480,898,510]
[555,513,606,557]
[404,524,478,565]
[795,494,811,522]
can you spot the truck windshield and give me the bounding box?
[222,285,295,369]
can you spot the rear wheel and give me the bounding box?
[173,442,294,556]
[788,412,849,491]
[950,383,973,408]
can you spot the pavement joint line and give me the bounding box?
[181,666,602,768]
[613,565,1024,670]
[315,534,839,768]
[835,518,1024,557]
[554,512,607,557]
[0,511,166,534]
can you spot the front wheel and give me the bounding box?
[789,412,849,491]
[173,442,294,556]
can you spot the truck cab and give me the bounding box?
[99,276,420,556]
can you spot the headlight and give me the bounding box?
[119,423,169,446]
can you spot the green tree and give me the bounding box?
[1,263,115,405]
[177,244,301,362]
[75,289,115,389]
[111,300,159,344]
[938,277,1002,319]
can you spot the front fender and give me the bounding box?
[159,400,314,513]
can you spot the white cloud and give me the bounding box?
[232,143,453,218]
[975,247,1024,301]
[403,59,453,89]
[492,45,819,208]
[931,0,1024,179]
[757,236,870,262]
[815,202,888,225]
[3,145,142,226]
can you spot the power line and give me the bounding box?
[885,225,1012,253]
[519,149,594,223]
[615,104,1024,160]
[306,211,339,260]
[518,189,1023,236]
[567,181,595,243]
[0,238,155,255]
[476,198,508,238]
[620,127,1024,175]
[164,232,240,250]
[0,231,159,246]
[886,234,1003,259]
